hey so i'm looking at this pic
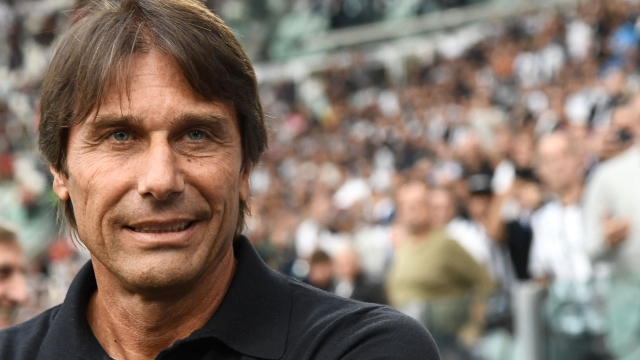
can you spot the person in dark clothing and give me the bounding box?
[505,220,533,280]
[0,236,436,359]
[0,1,439,359]
[307,249,336,293]
[504,168,542,281]
[334,246,387,305]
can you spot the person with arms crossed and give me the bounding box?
[0,1,439,359]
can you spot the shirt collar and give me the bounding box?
[178,236,291,358]
[41,235,291,359]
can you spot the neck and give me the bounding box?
[408,224,433,241]
[87,246,236,360]
[558,181,583,207]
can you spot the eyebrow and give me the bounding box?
[174,113,234,139]
[86,112,234,136]
[0,263,26,274]
[175,113,231,129]
[86,114,144,133]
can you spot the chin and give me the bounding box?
[114,254,207,294]
[127,268,202,295]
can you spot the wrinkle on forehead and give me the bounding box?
[101,50,202,118]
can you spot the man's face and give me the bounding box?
[0,240,28,329]
[514,180,542,211]
[429,189,456,227]
[467,194,491,222]
[396,184,431,234]
[333,248,360,281]
[51,50,251,292]
[308,261,333,289]
[512,134,534,168]
[537,136,578,194]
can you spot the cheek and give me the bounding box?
[67,153,135,235]
[186,155,243,207]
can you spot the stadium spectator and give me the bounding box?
[583,101,640,360]
[431,185,497,280]
[583,105,640,275]
[387,181,495,354]
[530,132,592,284]
[0,221,28,330]
[306,249,336,292]
[449,173,515,288]
[500,168,543,282]
[533,131,609,360]
[333,245,387,305]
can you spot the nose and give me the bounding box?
[138,138,185,201]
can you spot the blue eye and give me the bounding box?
[113,131,130,141]
[188,130,205,141]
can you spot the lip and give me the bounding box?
[122,220,199,247]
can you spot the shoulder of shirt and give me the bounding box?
[591,147,639,180]
[283,277,439,359]
[0,305,61,359]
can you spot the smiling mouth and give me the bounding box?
[126,221,195,233]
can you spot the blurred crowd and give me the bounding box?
[4,0,640,359]
[206,0,489,59]
[247,0,640,358]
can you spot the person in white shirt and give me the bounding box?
[582,101,640,360]
[583,106,640,273]
[530,131,610,360]
[529,131,591,284]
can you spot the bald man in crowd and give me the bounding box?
[530,131,592,284]
[0,222,28,330]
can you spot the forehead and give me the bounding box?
[0,241,25,268]
[538,135,569,157]
[89,50,236,125]
[398,185,429,204]
[431,190,452,203]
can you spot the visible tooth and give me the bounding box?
[133,222,189,233]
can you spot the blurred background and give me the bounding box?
[4,0,640,358]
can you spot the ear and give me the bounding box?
[239,162,252,202]
[50,165,70,201]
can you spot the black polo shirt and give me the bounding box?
[0,236,439,359]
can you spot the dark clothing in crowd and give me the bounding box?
[0,236,439,359]
[505,220,533,280]
[349,273,388,305]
